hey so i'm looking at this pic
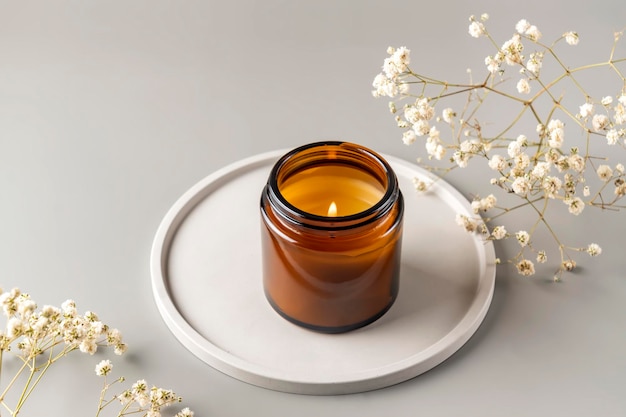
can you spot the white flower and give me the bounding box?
[619,94,626,106]
[614,103,626,125]
[95,359,113,376]
[579,102,594,118]
[488,154,507,171]
[390,46,410,73]
[412,178,428,192]
[79,339,97,355]
[564,31,579,45]
[568,154,585,172]
[547,119,565,148]
[402,130,416,145]
[592,114,610,131]
[175,408,195,417]
[512,176,531,196]
[469,21,486,38]
[515,230,530,247]
[491,225,507,240]
[515,19,531,34]
[412,119,430,136]
[508,141,522,157]
[485,55,500,73]
[517,78,530,94]
[526,52,543,75]
[453,150,470,168]
[587,243,602,257]
[537,251,547,263]
[531,162,551,179]
[606,129,620,145]
[601,96,614,106]
[442,108,455,124]
[501,34,524,65]
[516,259,535,276]
[455,213,478,233]
[616,163,625,174]
[565,197,585,215]
[583,185,590,197]
[597,164,613,181]
[372,73,398,98]
[542,176,562,198]
[525,25,542,41]
[514,153,530,171]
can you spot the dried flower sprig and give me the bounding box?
[372,14,626,280]
[0,286,194,417]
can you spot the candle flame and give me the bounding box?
[327,201,337,217]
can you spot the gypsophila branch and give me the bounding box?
[0,287,195,417]
[372,14,624,279]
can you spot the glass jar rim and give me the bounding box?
[266,141,400,231]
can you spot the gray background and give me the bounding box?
[1,1,625,416]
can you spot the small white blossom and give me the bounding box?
[455,213,478,233]
[501,34,524,65]
[592,114,610,131]
[597,164,613,181]
[601,96,614,106]
[412,177,428,192]
[491,225,507,240]
[614,103,626,125]
[587,243,602,257]
[95,359,113,376]
[564,31,579,45]
[606,129,620,145]
[526,52,543,75]
[547,119,565,148]
[512,176,531,196]
[537,251,547,263]
[515,19,531,34]
[526,25,542,41]
[568,153,585,173]
[562,259,577,271]
[565,197,585,215]
[175,408,195,417]
[616,163,624,174]
[583,185,590,197]
[542,176,562,198]
[515,230,530,247]
[469,21,486,38]
[579,102,594,118]
[488,154,507,171]
[485,55,500,73]
[402,130,416,145]
[531,162,551,179]
[516,259,536,276]
[517,78,530,94]
[508,141,522,157]
[442,108,455,124]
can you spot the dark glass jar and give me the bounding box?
[260,141,404,333]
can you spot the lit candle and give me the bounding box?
[260,141,404,333]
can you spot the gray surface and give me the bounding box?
[0,1,625,415]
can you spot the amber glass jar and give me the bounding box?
[260,141,404,333]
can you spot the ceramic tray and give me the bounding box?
[150,150,496,395]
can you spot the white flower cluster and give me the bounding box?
[371,46,411,98]
[115,378,193,417]
[372,15,625,278]
[0,287,126,356]
[0,286,193,417]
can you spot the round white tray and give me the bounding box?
[150,150,496,395]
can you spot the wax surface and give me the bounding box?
[279,164,385,216]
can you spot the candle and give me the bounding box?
[260,141,404,333]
